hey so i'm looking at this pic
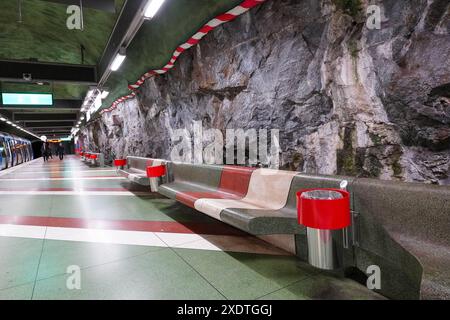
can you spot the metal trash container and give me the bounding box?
[296,188,350,270]
[146,165,166,192]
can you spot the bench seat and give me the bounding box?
[158,164,349,235]
[117,168,149,186]
[117,156,167,186]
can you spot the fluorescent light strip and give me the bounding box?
[110,52,126,71]
[0,114,40,138]
[144,0,166,18]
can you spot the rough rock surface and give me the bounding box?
[81,0,450,184]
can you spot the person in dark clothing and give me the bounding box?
[57,143,64,160]
[41,142,50,162]
[48,143,53,159]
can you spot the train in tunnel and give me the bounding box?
[0,132,34,170]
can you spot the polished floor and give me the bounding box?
[0,155,383,300]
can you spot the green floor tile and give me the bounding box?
[0,283,34,300]
[0,195,53,217]
[173,248,314,299]
[0,237,43,290]
[33,248,225,300]
[36,240,162,280]
[49,196,214,222]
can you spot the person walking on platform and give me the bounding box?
[57,143,64,160]
[41,142,50,162]
[48,143,53,159]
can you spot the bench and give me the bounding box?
[115,156,168,187]
[80,152,104,167]
[157,161,450,299]
[158,163,349,235]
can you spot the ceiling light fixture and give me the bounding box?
[100,90,110,99]
[86,89,95,99]
[110,48,126,72]
[144,0,166,19]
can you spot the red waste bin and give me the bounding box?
[114,159,127,170]
[146,165,166,192]
[296,188,351,270]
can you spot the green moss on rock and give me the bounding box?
[334,0,362,18]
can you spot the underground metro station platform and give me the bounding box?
[0,0,449,306]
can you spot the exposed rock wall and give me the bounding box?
[81,0,450,184]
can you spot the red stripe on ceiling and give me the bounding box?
[216,13,237,21]
[103,0,267,114]
[187,38,200,45]
[241,0,264,9]
[199,25,214,33]
[0,215,245,236]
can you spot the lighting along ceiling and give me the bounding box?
[77,0,167,135]
[0,115,40,139]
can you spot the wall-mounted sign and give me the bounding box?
[1,93,53,106]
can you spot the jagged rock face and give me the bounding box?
[81,0,450,184]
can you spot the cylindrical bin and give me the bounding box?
[296,188,350,270]
[90,154,98,165]
[114,159,127,170]
[146,165,166,192]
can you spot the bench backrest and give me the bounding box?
[217,166,255,196]
[127,156,166,172]
[171,162,222,189]
[170,165,350,210]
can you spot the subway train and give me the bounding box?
[0,132,34,170]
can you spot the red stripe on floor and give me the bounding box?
[0,216,246,236]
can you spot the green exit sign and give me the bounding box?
[1,93,53,106]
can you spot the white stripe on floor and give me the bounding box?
[0,224,46,239]
[46,227,166,247]
[0,224,287,255]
